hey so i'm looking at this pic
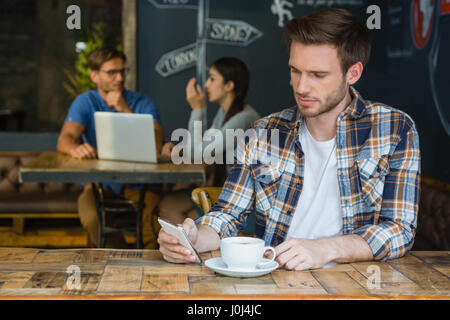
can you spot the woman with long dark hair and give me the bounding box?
[159,57,260,224]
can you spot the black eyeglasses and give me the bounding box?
[100,68,129,77]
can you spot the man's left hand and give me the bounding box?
[105,91,131,113]
[270,238,331,271]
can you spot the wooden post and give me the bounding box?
[12,217,25,235]
[122,0,137,91]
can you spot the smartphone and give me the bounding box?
[158,218,202,264]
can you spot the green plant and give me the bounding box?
[62,23,123,98]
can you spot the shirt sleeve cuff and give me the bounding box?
[197,213,239,239]
[352,225,391,261]
[189,109,204,122]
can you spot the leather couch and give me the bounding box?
[0,152,84,246]
[413,179,450,250]
[0,152,82,213]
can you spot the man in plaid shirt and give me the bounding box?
[158,9,421,270]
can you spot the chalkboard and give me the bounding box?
[137,0,450,184]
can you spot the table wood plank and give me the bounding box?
[410,251,450,278]
[141,274,189,292]
[388,256,450,293]
[97,266,142,292]
[411,251,450,266]
[0,288,61,296]
[74,250,110,264]
[271,270,328,294]
[346,269,428,296]
[309,263,357,272]
[143,265,213,275]
[351,261,415,283]
[31,250,77,265]
[24,271,67,289]
[0,271,34,282]
[312,271,369,295]
[190,282,237,295]
[189,275,237,295]
[0,248,39,263]
[432,266,450,278]
[0,249,448,298]
[61,272,102,296]
[235,284,329,295]
[1,280,30,289]
[0,271,34,289]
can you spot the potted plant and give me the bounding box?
[62,23,123,97]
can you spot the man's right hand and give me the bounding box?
[161,142,175,160]
[158,218,199,264]
[69,143,97,159]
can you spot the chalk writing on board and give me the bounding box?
[155,43,197,77]
[206,19,263,46]
[271,0,365,27]
[296,0,363,6]
[388,5,403,26]
[387,48,413,59]
[148,0,198,9]
[271,0,294,27]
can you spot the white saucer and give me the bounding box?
[205,257,279,278]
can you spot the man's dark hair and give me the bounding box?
[283,8,371,73]
[88,47,126,71]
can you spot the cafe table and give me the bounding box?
[18,152,206,248]
[0,248,448,299]
[19,151,206,185]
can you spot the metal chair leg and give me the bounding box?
[91,183,105,248]
[91,183,150,249]
[135,184,148,249]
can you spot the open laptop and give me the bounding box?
[94,111,161,163]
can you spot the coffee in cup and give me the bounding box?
[220,236,277,271]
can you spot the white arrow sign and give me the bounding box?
[155,43,197,77]
[148,0,198,9]
[206,19,263,46]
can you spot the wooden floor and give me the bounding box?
[0,248,448,299]
[0,217,88,248]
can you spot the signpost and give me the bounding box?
[150,0,263,79]
[206,19,263,46]
[147,0,198,10]
[155,43,197,78]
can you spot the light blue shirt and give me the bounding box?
[64,89,161,194]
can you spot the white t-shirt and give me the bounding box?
[286,122,343,241]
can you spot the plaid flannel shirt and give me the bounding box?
[198,87,421,261]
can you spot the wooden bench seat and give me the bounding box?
[0,152,88,248]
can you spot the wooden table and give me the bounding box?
[0,248,448,299]
[19,151,206,184]
[18,151,206,248]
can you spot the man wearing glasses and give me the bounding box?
[58,47,164,248]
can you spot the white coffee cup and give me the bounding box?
[220,236,277,271]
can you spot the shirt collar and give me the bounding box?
[341,86,368,119]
